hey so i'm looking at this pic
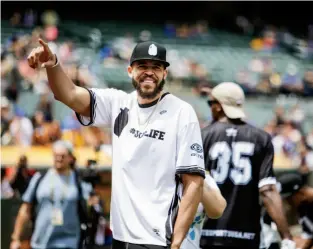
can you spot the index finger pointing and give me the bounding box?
[38,39,51,52]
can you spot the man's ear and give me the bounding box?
[216,103,223,112]
[163,68,168,80]
[127,66,133,79]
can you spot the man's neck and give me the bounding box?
[218,116,228,123]
[218,116,245,124]
[54,167,71,176]
[137,92,162,105]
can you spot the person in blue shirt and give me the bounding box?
[10,140,92,249]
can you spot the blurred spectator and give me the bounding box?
[236,16,253,35]
[37,93,54,122]
[189,60,209,81]
[31,110,61,145]
[1,168,14,199]
[249,56,264,73]
[10,12,21,27]
[273,106,286,125]
[41,9,59,27]
[164,21,176,38]
[1,96,13,145]
[112,33,136,61]
[289,104,305,128]
[306,129,313,149]
[88,28,102,50]
[176,23,190,38]
[262,27,278,52]
[250,38,264,51]
[23,9,37,28]
[88,193,109,248]
[9,109,33,147]
[280,64,303,95]
[138,30,152,42]
[235,69,258,94]
[303,70,313,96]
[58,41,74,63]
[45,25,59,41]
[81,159,101,188]
[8,155,34,197]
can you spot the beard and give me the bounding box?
[132,77,166,99]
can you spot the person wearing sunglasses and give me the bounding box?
[200,82,296,249]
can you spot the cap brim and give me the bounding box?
[221,104,246,119]
[130,58,170,67]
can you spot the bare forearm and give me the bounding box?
[202,182,226,219]
[46,63,90,115]
[172,177,203,248]
[12,205,31,240]
[46,63,76,106]
[298,238,313,249]
[261,188,292,239]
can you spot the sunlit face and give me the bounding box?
[53,146,72,171]
[128,60,168,99]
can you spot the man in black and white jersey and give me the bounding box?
[200,82,296,249]
[261,172,313,249]
[27,39,205,249]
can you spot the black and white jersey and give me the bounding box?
[76,88,205,246]
[200,121,276,249]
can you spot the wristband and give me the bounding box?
[50,54,59,68]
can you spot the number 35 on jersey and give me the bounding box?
[209,141,255,185]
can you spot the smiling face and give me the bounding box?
[53,146,72,172]
[128,60,168,100]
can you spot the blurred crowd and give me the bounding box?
[1,9,313,164]
[1,9,112,148]
[235,58,313,96]
[264,105,313,175]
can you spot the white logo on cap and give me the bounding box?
[148,44,157,56]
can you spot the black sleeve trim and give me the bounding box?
[176,168,205,178]
[75,88,96,126]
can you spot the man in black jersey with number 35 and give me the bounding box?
[200,82,296,249]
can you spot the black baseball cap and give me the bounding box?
[277,172,305,198]
[130,41,170,67]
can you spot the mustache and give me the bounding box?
[139,76,158,83]
[132,78,166,99]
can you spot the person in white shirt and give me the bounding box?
[27,39,205,249]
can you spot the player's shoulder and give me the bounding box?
[90,87,128,99]
[201,121,225,134]
[167,94,199,123]
[166,93,197,113]
[244,122,272,144]
[202,121,272,143]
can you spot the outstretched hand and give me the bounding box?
[27,39,56,69]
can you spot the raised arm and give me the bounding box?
[27,39,91,116]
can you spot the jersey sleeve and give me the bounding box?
[22,172,41,204]
[175,105,205,178]
[258,137,277,188]
[75,88,126,127]
[201,127,211,171]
